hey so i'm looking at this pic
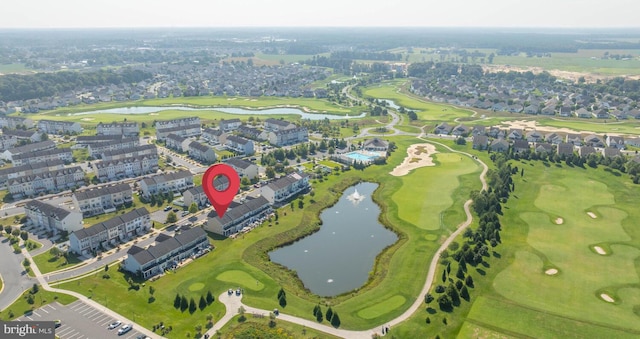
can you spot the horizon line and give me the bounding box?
[1,26,640,30]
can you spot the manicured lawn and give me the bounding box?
[24,239,43,252]
[218,315,342,339]
[32,251,83,274]
[0,288,77,321]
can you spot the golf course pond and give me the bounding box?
[269,182,398,297]
[69,106,365,120]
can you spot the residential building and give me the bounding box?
[8,166,84,199]
[264,118,296,132]
[362,138,389,152]
[155,117,201,140]
[100,144,157,161]
[204,196,271,236]
[451,124,470,137]
[69,208,151,256]
[96,122,139,137]
[219,118,242,132]
[0,160,64,187]
[72,183,133,217]
[261,172,310,205]
[183,186,207,208]
[225,158,259,180]
[602,147,621,158]
[267,127,308,146]
[566,134,582,146]
[12,147,72,166]
[1,140,55,162]
[236,125,268,141]
[75,135,121,147]
[578,146,596,157]
[188,141,217,164]
[513,140,530,153]
[584,135,605,148]
[3,129,41,143]
[557,142,574,156]
[534,143,554,154]
[525,130,544,143]
[434,123,452,135]
[489,139,509,152]
[37,120,82,134]
[122,227,209,279]
[201,128,227,144]
[88,137,140,157]
[25,200,82,235]
[92,154,159,182]
[0,116,34,129]
[165,133,190,152]
[139,170,193,198]
[225,135,255,155]
[472,135,489,150]
[606,135,625,149]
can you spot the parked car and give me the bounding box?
[108,321,122,330]
[163,206,172,211]
[118,324,133,335]
[54,320,61,328]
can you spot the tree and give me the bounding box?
[180,296,188,311]
[174,294,182,309]
[460,285,470,301]
[104,264,109,272]
[166,211,177,224]
[425,293,434,304]
[206,290,214,304]
[325,307,333,321]
[189,203,198,214]
[3,225,11,234]
[298,200,304,209]
[437,294,452,311]
[265,166,276,179]
[189,297,197,313]
[199,295,207,310]
[20,231,28,241]
[330,311,341,327]
[31,283,39,294]
[465,275,475,288]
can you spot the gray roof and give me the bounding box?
[25,200,71,220]
[166,133,187,143]
[224,158,254,170]
[207,196,269,224]
[3,129,38,138]
[12,147,71,161]
[93,154,158,169]
[142,170,192,186]
[226,135,251,145]
[0,159,63,177]
[73,208,149,241]
[6,140,55,155]
[76,135,121,145]
[265,118,292,127]
[157,124,201,134]
[156,116,200,127]
[203,128,224,136]
[220,118,241,125]
[128,227,206,266]
[266,172,309,191]
[174,227,207,246]
[74,183,131,201]
[8,166,83,185]
[188,141,211,153]
[184,185,204,196]
[101,144,157,158]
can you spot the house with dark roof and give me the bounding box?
[12,147,73,166]
[100,144,157,161]
[267,127,308,146]
[219,118,242,132]
[606,135,625,149]
[92,154,159,183]
[225,158,259,180]
[261,172,310,205]
[8,166,85,199]
[434,123,452,135]
[139,170,193,198]
[557,142,574,156]
[0,160,64,187]
[204,196,271,236]
[183,186,207,208]
[578,146,596,158]
[534,143,554,154]
[165,133,190,152]
[201,128,227,144]
[264,118,296,132]
[362,138,389,152]
[188,141,217,164]
[88,137,140,157]
[566,133,582,146]
[1,140,55,162]
[3,129,41,143]
[96,122,139,137]
[451,124,470,137]
[584,135,605,148]
[602,147,621,158]
[225,135,255,155]
[72,183,132,217]
[472,135,489,150]
[25,200,83,235]
[236,125,268,141]
[69,208,151,256]
[489,139,509,153]
[513,140,531,153]
[122,227,209,279]
[37,120,82,134]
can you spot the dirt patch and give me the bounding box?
[555,218,564,225]
[545,268,558,275]
[483,64,640,83]
[594,246,607,255]
[600,293,615,303]
[587,212,597,219]
[390,143,438,177]
[498,120,626,137]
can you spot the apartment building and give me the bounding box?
[204,196,271,236]
[1,140,55,162]
[92,154,159,182]
[88,137,140,157]
[72,183,133,217]
[25,200,83,235]
[8,166,85,199]
[100,144,157,161]
[12,147,73,166]
[224,158,258,180]
[96,122,140,137]
[37,120,82,135]
[261,172,310,205]
[224,135,254,155]
[188,141,217,164]
[267,127,308,146]
[139,170,193,198]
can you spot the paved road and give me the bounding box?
[0,239,36,311]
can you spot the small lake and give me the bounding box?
[70,106,365,120]
[269,182,397,297]
[382,99,401,110]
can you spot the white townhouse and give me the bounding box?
[92,154,159,183]
[12,147,73,166]
[0,116,34,129]
[72,183,133,217]
[25,200,83,235]
[219,118,242,132]
[139,170,193,198]
[261,172,310,205]
[96,122,139,137]
[224,158,258,180]
[88,137,140,157]
[268,127,308,146]
[188,141,217,164]
[100,144,157,161]
[201,128,228,144]
[165,133,190,152]
[224,135,254,155]
[204,196,271,236]
[263,118,296,132]
[8,166,85,199]
[37,120,82,134]
[0,160,64,187]
[155,117,201,140]
[122,227,209,279]
[69,208,151,256]
[1,140,55,162]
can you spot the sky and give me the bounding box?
[2,0,639,29]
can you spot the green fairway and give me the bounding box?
[392,151,479,230]
[32,251,83,274]
[356,295,406,319]
[216,270,265,291]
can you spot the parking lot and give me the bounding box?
[16,301,146,339]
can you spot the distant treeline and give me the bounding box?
[0,68,153,102]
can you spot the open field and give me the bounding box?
[0,288,77,321]
[0,63,35,75]
[32,251,83,274]
[218,315,341,339]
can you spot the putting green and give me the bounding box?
[188,282,205,292]
[216,270,265,291]
[357,295,406,319]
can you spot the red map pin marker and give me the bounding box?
[202,164,240,218]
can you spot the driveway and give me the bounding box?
[15,301,146,339]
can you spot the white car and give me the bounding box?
[118,324,133,335]
[108,321,122,330]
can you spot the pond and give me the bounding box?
[269,182,397,297]
[70,106,365,120]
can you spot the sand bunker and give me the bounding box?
[149,113,159,116]
[390,143,438,176]
[600,293,615,303]
[587,212,597,219]
[545,268,558,275]
[80,117,94,121]
[555,218,564,225]
[498,120,625,137]
[594,246,607,255]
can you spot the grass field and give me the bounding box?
[461,160,640,337]
[32,251,83,274]
[0,288,77,321]
[0,63,35,74]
